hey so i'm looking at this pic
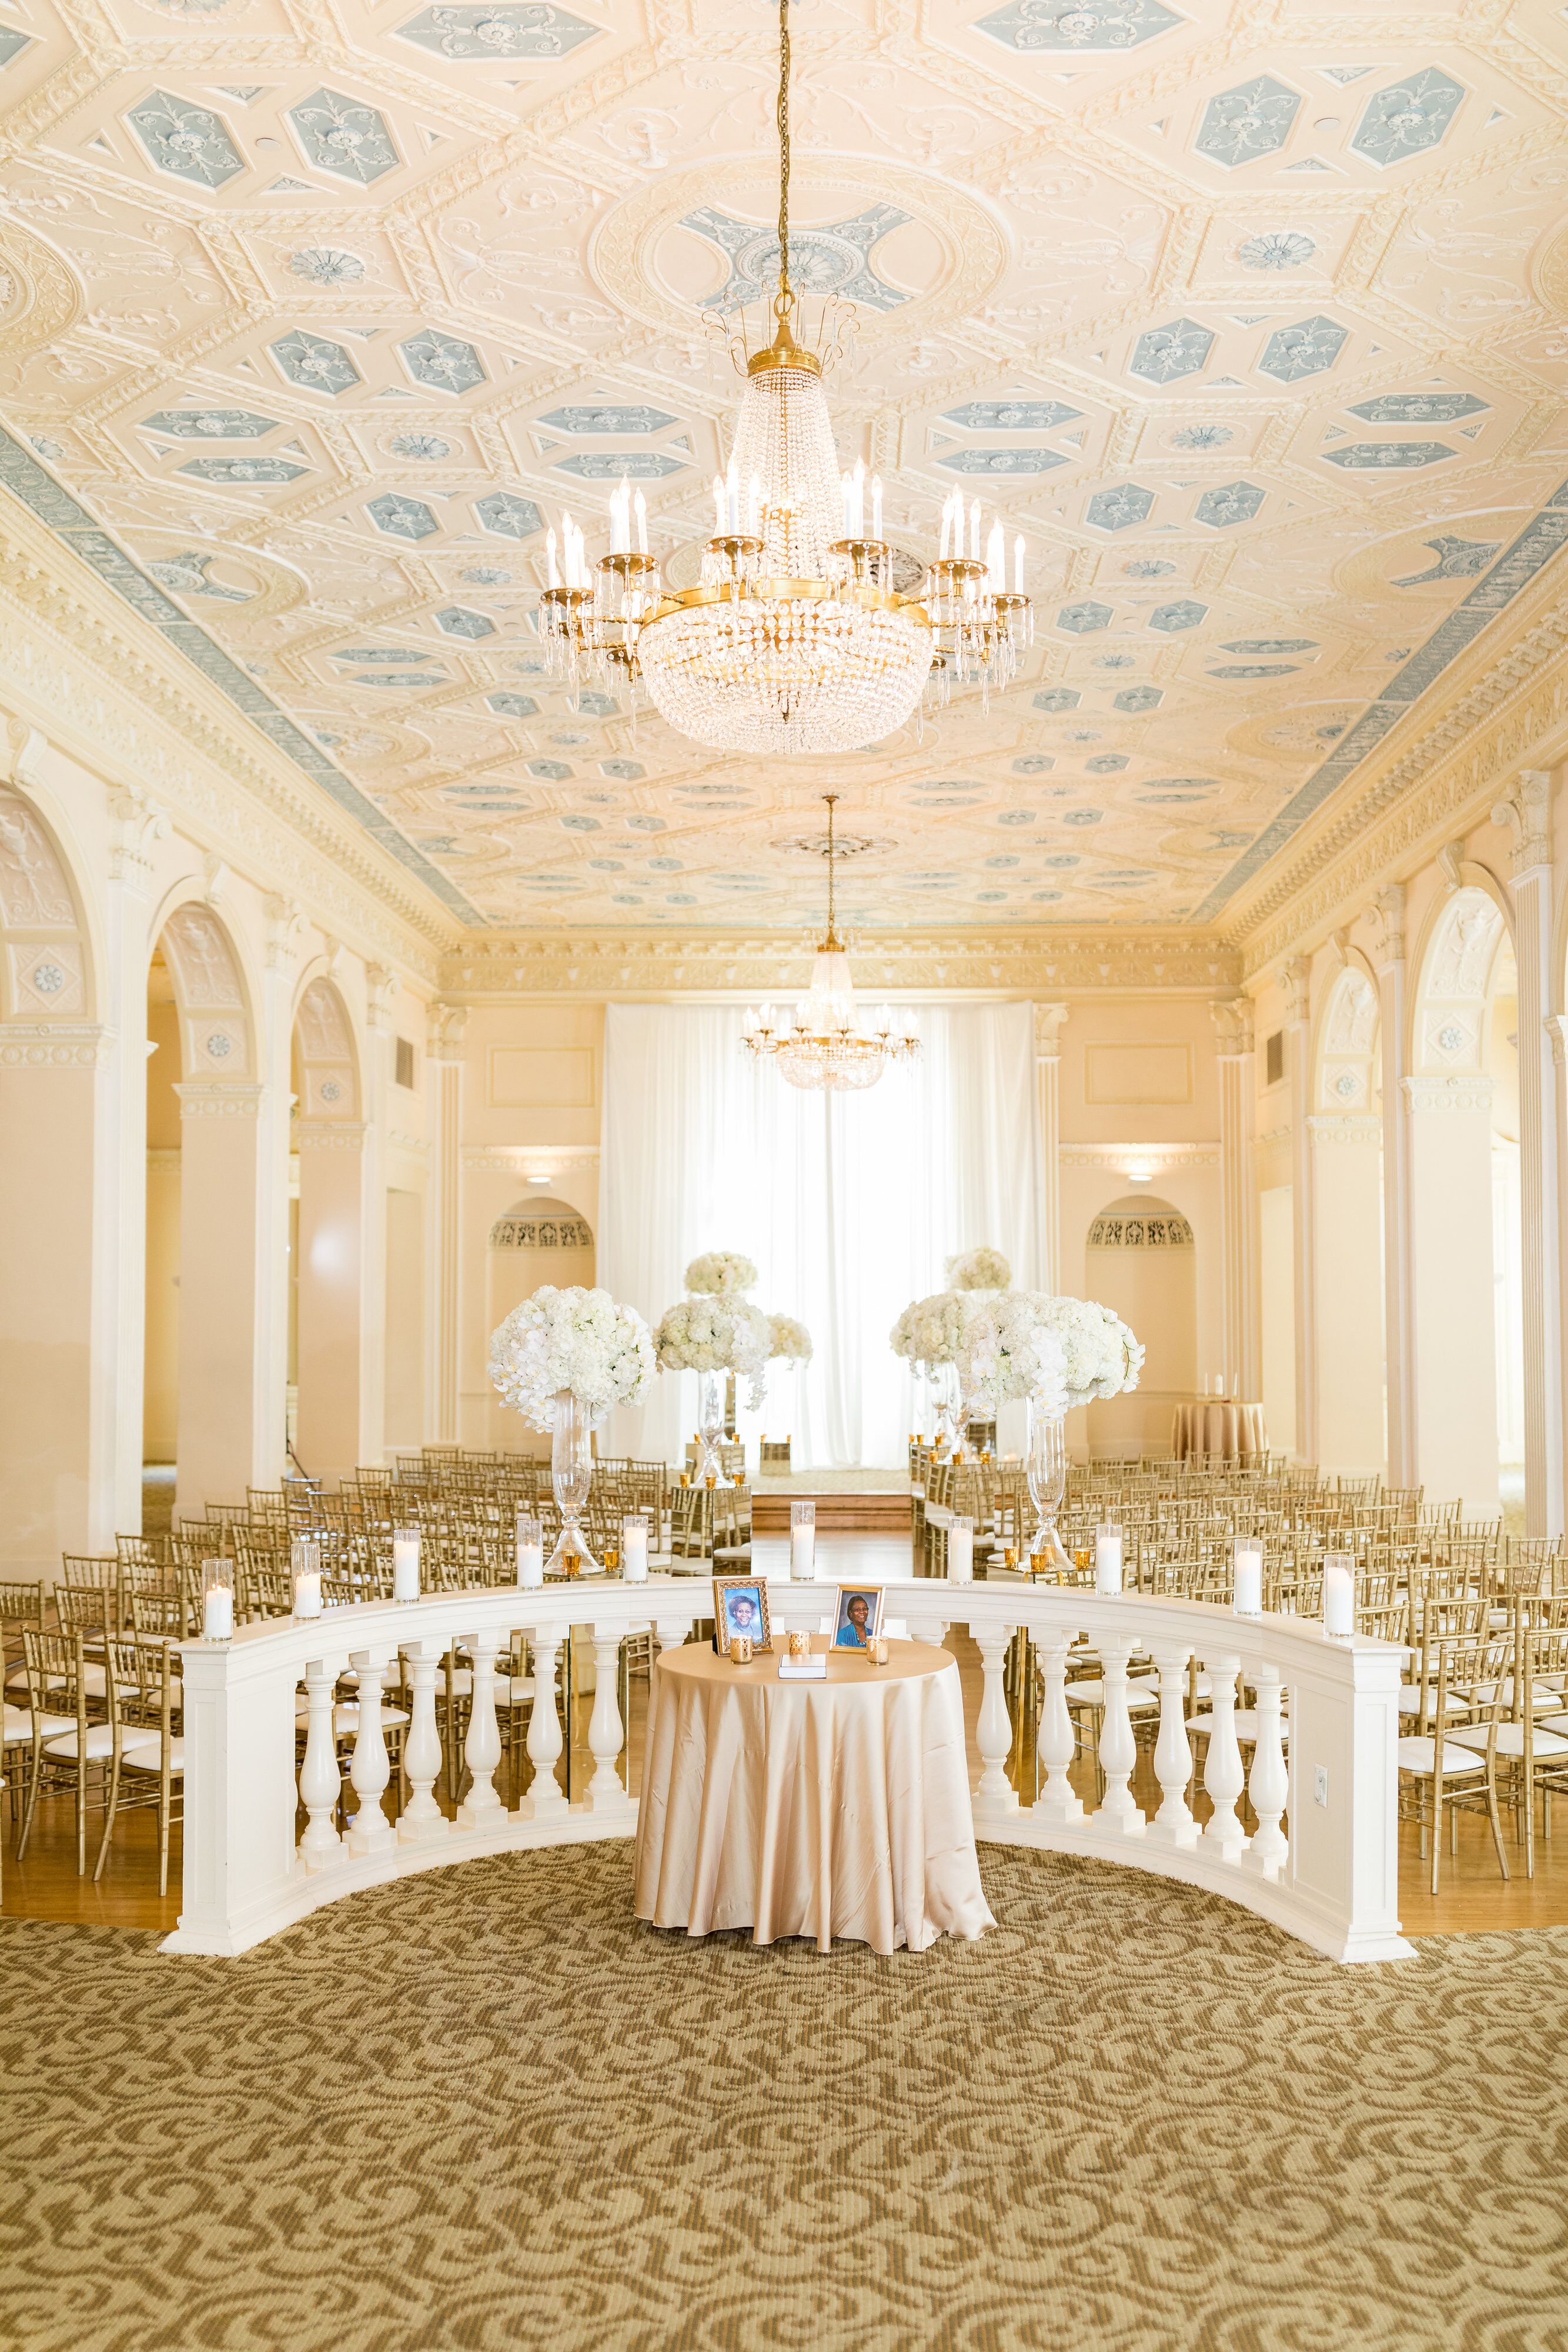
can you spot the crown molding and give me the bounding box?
[0,489,458,984]
[463,1148,601,1174]
[442,930,1243,998]
[1059,1143,1220,1170]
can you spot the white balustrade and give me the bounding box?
[165,1575,1415,1966]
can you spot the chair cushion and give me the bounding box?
[1065,1678,1159,1709]
[2,1704,73,1744]
[1447,1722,1568,1760]
[293,1702,410,1734]
[1399,1685,1467,1716]
[1186,1709,1290,1746]
[43,1722,121,1762]
[444,1669,534,1702]
[1397,1736,1487,1777]
[122,1736,185,1774]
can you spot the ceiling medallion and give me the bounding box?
[539,0,1031,756]
[741,797,920,1092]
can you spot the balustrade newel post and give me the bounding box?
[1096,1635,1145,1835]
[1147,1645,1196,1848]
[346,1647,396,1856]
[1201,1652,1248,1859]
[1243,1664,1289,1877]
[457,1629,503,1828]
[1035,1632,1084,1823]
[299,1656,343,1867]
[398,1642,446,1844]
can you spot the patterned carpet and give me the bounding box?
[3,1846,1566,2352]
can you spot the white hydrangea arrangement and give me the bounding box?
[1031,1295,1145,1409]
[488,1285,654,1432]
[891,1281,1142,1415]
[653,1296,773,1404]
[946,1247,1012,1293]
[954,1292,1069,1417]
[768,1313,813,1362]
[684,1250,759,1297]
[888,1288,985,1372]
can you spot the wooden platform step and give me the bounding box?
[753,1491,911,1535]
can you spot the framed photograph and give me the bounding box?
[832,1583,885,1650]
[713,1574,771,1655]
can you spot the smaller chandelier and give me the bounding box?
[741,796,920,1093]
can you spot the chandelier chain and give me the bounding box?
[776,0,791,312]
[824,793,839,949]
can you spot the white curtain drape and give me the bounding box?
[599,1001,1041,1468]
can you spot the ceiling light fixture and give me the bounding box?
[539,0,1031,754]
[741,796,919,1091]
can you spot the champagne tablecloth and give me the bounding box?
[1171,1398,1268,1462]
[633,1635,994,1955]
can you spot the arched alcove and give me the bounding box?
[486,1196,595,1446]
[1084,1194,1196,1458]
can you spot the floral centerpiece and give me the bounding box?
[1031,1295,1144,1410]
[952,1292,1069,1420]
[488,1285,653,1574]
[684,1250,759,1297]
[654,1294,772,1476]
[768,1313,813,1362]
[946,1246,1012,1293]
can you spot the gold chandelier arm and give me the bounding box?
[776,0,791,312]
[824,792,839,950]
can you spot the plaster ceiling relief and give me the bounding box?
[0,5,1565,933]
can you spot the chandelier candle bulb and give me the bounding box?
[634,489,647,556]
[712,476,726,536]
[201,1558,234,1642]
[546,529,559,590]
[1014,536,1024,593]
[1233,1539,1264,1617]
[1095,1524,1124,1596]
[1323,1553,1355,1639]
[392,1529,421,1603]
[515,1511,544,1589]
[726,457,738,532]
[623,1516,649,1582]
[872,474,883,539]
[949,1515,974,1583]
[790,1498,817,1580]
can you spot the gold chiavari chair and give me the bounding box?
[101,1636,184,1894]
[16,1628,116,1875]
[1397,1626,1512,1895]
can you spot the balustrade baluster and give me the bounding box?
[457,1629,503,1828]
[298,1657,343,1868]
[1096,1636,1145,1834]
[346,1646,396,1855]
[1201,1651,1248,1859]
[398,1641,446,1844]
[973,1626,1017,1814]
[1243,1665,1288,1877]
[524,1631,567,1818]
[586,1628,628,1810]
[1147,1645,1196,1847]
[1035,1632,1083,1823]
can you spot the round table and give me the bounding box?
[1171,1398,1267,1463]
[633,1635,995,1955]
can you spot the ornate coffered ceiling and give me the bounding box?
[0,0,1566,936]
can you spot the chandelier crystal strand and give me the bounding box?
[537,0,1036,755]
[742,796,920,1091]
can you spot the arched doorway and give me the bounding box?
[1084,1194,1196,1458]
[486,1195,594,1449]
[1311,961,1385,1476]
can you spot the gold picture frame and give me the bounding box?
[712,1573,771,1655]
[831,1582,885,1651]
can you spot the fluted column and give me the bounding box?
[427,1003,466,1442]
[360,964,397,1466]
[103,780,167,1538]
[1372,887,1416,1489]
[1034,1003,1068,1291]
[1283,957,1315,1463]
[1494,770,1563,1536]
[1211,998,1259,1399]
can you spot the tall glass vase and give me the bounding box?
[932,1368,961,1456]
[547,1388,599,1575]
[694,1368,726,1482]
[1026,1396,1070,1572]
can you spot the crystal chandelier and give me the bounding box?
[537,0,1030,753]
[741,796,920,1091]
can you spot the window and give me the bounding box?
[394,1036,416,1090]
[1265,1030,1284,1087]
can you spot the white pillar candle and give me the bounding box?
[392,1531,420,1603]
[516,1509,544,1589]
[1095,1524,1124,1596]
[790,1500,817,1581]
[623,1516,648,1582]
[1323,1553,1355,1639]
[202,1582,234,1641]
[948,1515,974,1584]
[1233,1539,1263,1617]
[293,1569,323,1621]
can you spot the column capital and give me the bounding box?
[1281,956,1309,1027]
[1402,1073,1495,1113]
[1211,996,1254,1055]
[1492,768,1554,878]
[428,1001,467,1063]
[0,1021,111,1068]
[1370,883,1406,968]
[1546,1012,1568,1068]
[1033,1001,1069,1060]
[295,1118,369,1152]
[366,963,399,1033]
[175,1080,266,1118]
[263,894,306,973]
[108,785,169,888]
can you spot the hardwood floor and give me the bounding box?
[6,1531,1560,1942]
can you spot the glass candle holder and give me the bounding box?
[392,1526,420,1603]
[948,1514,974,1583]
[515,1510,544,1589]
[201,1557,234,1641]
[790,1498,816,1581]
[291,1535,323,1620]
[1095,1522,1124,1596]
[787,1629,811,1660]
[622,1515,650,1582]
[1233,1538,1264,1617]
[1323,1552,1355,1639]
[728,1632,754,1666]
